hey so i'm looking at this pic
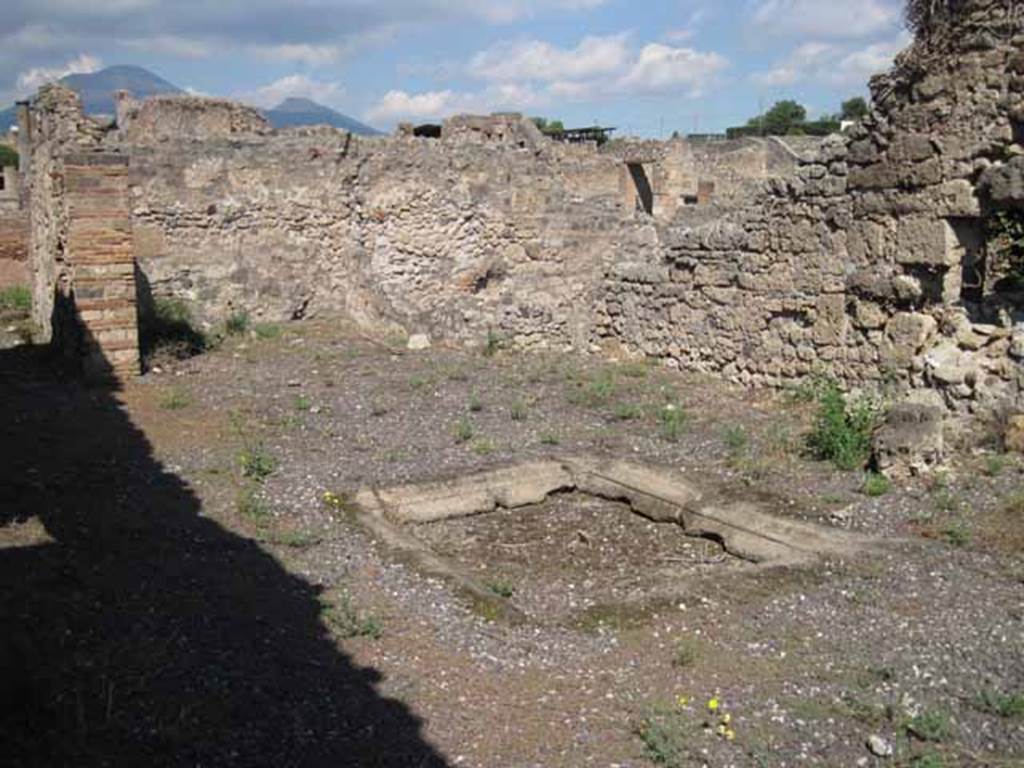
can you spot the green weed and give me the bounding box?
[239,445,277,482]
[975,690,1024,719]
[509,400,528,422]
[614,402,644,421]
[659,404,687,442]
[225,311,250,335]
[0,285,31,312]
[158,387,191,410]
[940,520,971,547]
[539,431,560,446]
[983,454,1007,477]
[237,484,270,525]
[454,417,475,444]
[861,472,892,497]
[253,322,282,340]
[807,381,881,470]
[320,592,383,640]
[636,707,690,767]
[907,710,951,742]
[671,637,703,668]
[723,425,750,461]
[472,438,495,456]
[485,580,515,598]
[483,329,504,357]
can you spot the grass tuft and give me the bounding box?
[320,592,383,640]
[253,322,282,340]
[225,311,250,335]
[0,285,31,312]
[158,387,192,411]
[658,404,687,442]
[861,472,891,497]
[239,445,277,482]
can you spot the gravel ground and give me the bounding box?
[2,318,1022,767]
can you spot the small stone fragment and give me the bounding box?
[867,735,893,758]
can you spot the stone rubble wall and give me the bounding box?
[596,136,855,383]
[598,0,1024,424]
[124,126,660,351]
[21,0,1024,424]
[113,92,270,145]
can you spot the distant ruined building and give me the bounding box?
[2,0,1023,450]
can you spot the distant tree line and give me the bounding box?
[725,97,869,139]
[531,117,566,135]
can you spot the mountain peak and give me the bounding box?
[265,98,382,136]
[274,97,321,112]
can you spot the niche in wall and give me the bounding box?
[947,217,986,303]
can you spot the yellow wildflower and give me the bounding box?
[707,697,720,712]
[725,729,736,741]
[721,713,732,725]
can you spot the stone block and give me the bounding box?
[872,402,945,478]
[895,216,956,266]
[890,133,936,163]
[979,156,1024,207]
[924,341,975,385]
[847,220,886,262]
[1004,414,1024,453]
[812,294,847,344]
[882,312,936,365]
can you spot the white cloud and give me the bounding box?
[240,74,346,109]
[469,34,630,82]
[833,34,911,85]
[619,44,728,96]
[368,34,730,125]
[365,89,464,122]
[747,0,902,40]
[15,53,101,92]
[364,82,547,123]
[753,32,910,88]
[752,42,836,87]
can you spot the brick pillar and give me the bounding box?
[63,152,139,381]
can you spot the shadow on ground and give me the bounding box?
[0,344,449,767]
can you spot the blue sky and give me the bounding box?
[1,1,911,136]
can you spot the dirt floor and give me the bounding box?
[1,318,1022,767]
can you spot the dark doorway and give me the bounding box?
[413,124,442,139]
[627,163,654,215]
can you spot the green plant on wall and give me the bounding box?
[987,209,1024,290]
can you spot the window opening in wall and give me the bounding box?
[627,162,654,215]
[413,124,441,139]
[0,173,5,192]
[1012,119,1023,145]
[682,194,699,206]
